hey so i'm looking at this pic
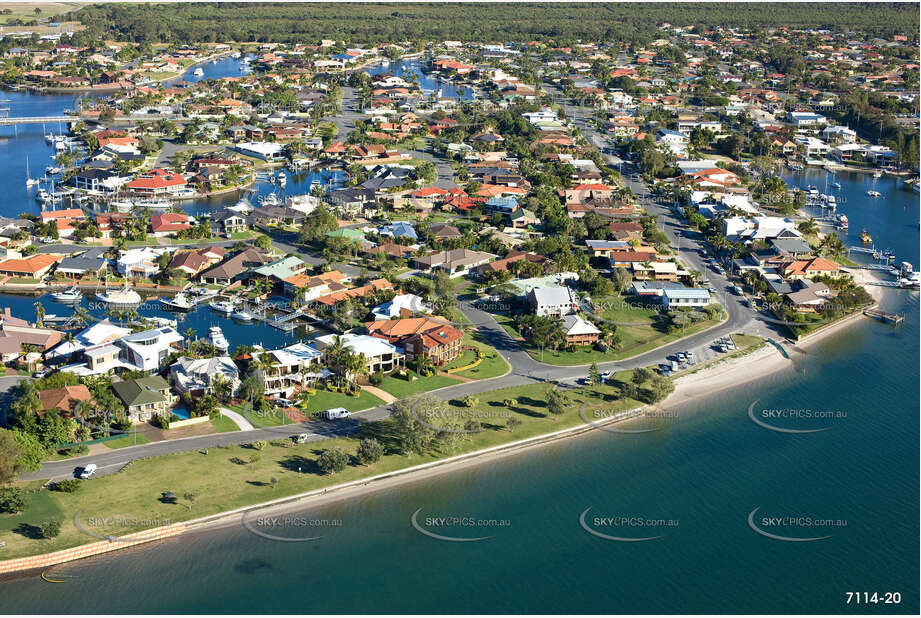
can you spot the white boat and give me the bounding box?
[832,181,841,189]
[51,285,82,303]
[258,192,281,207]
[193,67,204,77]
[146,316,178,329]
[278,172,287,187]
[25,156,39,187]
[835,214,849,230]
[826,195,836,207]
[135,197,171,212]
[873,170,882,178]
[209,299,236,314]
[96,281,142,306]
[227,198,254,214]
[231,309,253,321]
[159,292,195,311]
[110,199,134,213]
[867,190,881,197]
[209,326,229,351]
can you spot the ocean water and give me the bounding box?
[0,88,917,613]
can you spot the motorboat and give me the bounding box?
[209,299,236,314]
[231,309,253,321]
[159,292,195,311]
[110,199,134,213]
[258,192,281,207]
[832,181,841,189]
[135,198,171,213]
[873,170,882,178]
[278,172,287,187]
[835,214,849,230]
[860,230,872,244]
[193,67,204,77]
[96,281,142,306]
[227,197,254,214]
[209,326,230,351]
[51,285,82,303]
[826,195,836,208]
[866,190,881,197]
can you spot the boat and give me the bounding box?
[109,199,134,213]
[866,190,881,197]
[278,172,287,187]
[873,170,882,178]
[826,195,836,208]
[51,285,82,303]
[45,166,63,175]
[835,214,849,230]
[227,197,254,214]
[209,299,236,314]
[860,230,872,244]
[135,197,171,213]
[146,316,178,329]
[832,181,841,189]
[209,326,229,351]
[806,186,819,196]
[96,280,142,306]
[231,309,253,321]
[309,179,322,194]
[193,67,204,77]
[25,156,39,187]
[159,292,195,311]
[258,192,281,207]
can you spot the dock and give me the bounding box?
[863,308,905,324]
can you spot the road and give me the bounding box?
[20,85,785,482]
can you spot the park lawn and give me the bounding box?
[377,373,461,399]
[300,389,385,414]
[4,382,640,559]
[210,415,241,433]
[102,433,151,449]
[492,313,523,339]
[227,405,294,428]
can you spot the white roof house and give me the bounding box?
[117,327,184,372]
[561,315,601,337]
[49,320,133,358]
[313,333,404,374]
[722,216,799,241]
[662,288,711,309]
[528,286,578,317]
[117,247,167,278]
[371,294,431,320]
[170,356,240,394]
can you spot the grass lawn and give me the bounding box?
[3,381,640,559]
[102,433,151,449]
[211,415,241,433]
[377,373,461,399]
[299,389,385,414]
[7,277,40,284]
[442,332,510,380]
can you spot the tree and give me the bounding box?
[10,430,44,474]
[253,235,272,251]
[392,394,440,455]
[632,367,654,385]
[507,416,522,432]
[546,387,568,416]
[183,492,197,510]
[588,362,600,386]
[647,375,675,403]
[0,428,25,484]
[0,486,28,514]
[211,374,233,403]
[356,438,383,466]
[317,446,349,474]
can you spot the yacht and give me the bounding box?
[96,281,142,306]
[835,214,849,230]
[231,308,253,321]
[25,156,39,187]
[832,181,841,189]
[258,192,281,207]
[278,171,287,187]
[873,170,882,178]
[159,292,195,311]
[51,285,82,303]
[826,195,836,208]
[135,198,171,213]
[309,179,322,194]
[193,67,204,77]
[110,199,134,213]
[209,299,236,314]
[227,197,254,214]
[209,326,229,351]
[45,166,63,175]
[866,190,881,197]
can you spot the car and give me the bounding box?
[708,287,717,294]
[78,464,97,479]
[275,397,294,408]
[323,407,351,420]
[294,433,310,444]
[600,370,614,382]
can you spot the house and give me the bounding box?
[37,385,95,417]
[326,187,377,216]
[378,221,418,241]
[785,280,832,312]
[429,222,462,241]
[199,248,272,286]
[212,211,248,235]
[371,294,431,320]
[111,375,176,422]
[780,257,840,280]
[314,278,394,307]
[168,247,224,277]
[48,320,133,361]
[414,248,497,276]
[259,342,324,397]
[528,286,578,317]
[0,254,59,279]
[111,327,182,373]
[609,221,644,241]
[365,317,464,365]
[586,240,656,259]
[170,356,240,396]
[55,249,108,280]
[150,213,191,237]
[125,168,187,196]
[509,208,539,229]
[561,315,601,346]
[117,247,166,279]
[474,250,545,277]
[313,333,404,375]
[662,288,711,310]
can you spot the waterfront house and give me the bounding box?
[0,254,59,279]
[313,333,404,375]
[125,168,187,196]
[561,315,601,346]
[111,375,176,422]
[151,213,191,237]
[370,294,431,320]
[199,248,272,286]
[258,342,324,397]
[116,247,167,279]
[116,327,185,373]
[170,355,240,396]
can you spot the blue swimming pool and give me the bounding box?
[172,407,190,420]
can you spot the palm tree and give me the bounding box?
[797,218,819,237]
[33,301,45,327]
[183,328,196,351]
[819,233,847,260]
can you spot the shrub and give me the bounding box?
[250,440,267,451]
[0,486,28,514]
[39,518,62,539]
[507,417,522,432]
[356,438,383,465]
[169,413,180,423]
[462,395,479,408]
[369,372,383,386]
[52,479,82,493]
[248,454,261,464]
[503,398,516,407]
[269,439,292,448]
[57,444,89,457]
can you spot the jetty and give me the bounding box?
[863,308,905,325]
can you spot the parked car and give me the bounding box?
[275,397,295,408]
[295,433,310,444]
[78,464,97,479]
[323,407,351,420]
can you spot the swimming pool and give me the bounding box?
[172,407,190,420]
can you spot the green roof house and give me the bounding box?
[111,376,176,422]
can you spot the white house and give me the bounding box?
[822,125,857,143]
[313,333,404,375]
[259,342,324,396]
[117,247,168,279]
[170,356,240,396]
[788,111,827,127]
[371,293,431,320]
[527,286,578,317]
[662,288,711,310]
[794,136,830,157]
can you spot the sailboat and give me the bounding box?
[25,157,39,187]
[96,277,142,306]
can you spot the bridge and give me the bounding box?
[0,115,75,126]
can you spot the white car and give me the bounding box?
[323,407,351,420]
[275,397,294,408]
[79,464,97,479]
